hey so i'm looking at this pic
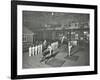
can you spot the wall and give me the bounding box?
[23,11,89,31]
[23,26,34,42]
[23,26,33,34]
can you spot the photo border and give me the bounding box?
[11,1,97,79]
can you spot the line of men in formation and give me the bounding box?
[29,43,42,56]
[28,38,77,57]
[29,40,59,57]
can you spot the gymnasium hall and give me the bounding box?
[22,11,89,69]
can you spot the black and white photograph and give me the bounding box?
[11,1,97,79]
[22,11,90,69]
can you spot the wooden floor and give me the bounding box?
[22,44,89,69]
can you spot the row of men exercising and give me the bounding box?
[29,40,59,63]
[40,40,78,63]
[29,39,78,63]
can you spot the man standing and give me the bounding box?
[61,36,65,44]
[29,46,32,56]
[68,41,72,56]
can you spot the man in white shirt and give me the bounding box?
[48,45,52,56]
[61,36,66,44]
[35,45,38,56]
[37,44,41,55]
[32,45,35,56]
[29,46,32,56]
[40,44,42,54]
[68,42,72,56]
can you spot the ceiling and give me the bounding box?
[23,11,89,31]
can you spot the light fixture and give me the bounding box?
[51,12,54,16]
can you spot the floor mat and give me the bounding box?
[46,58,65,67]
[64,55,79,61]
